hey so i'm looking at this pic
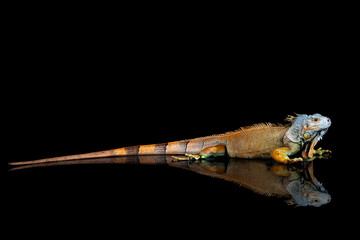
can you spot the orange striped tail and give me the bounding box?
[9,136,223,166]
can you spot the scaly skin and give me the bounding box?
[9,113,331,166]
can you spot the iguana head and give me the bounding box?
[286,113,331,159]
[286,180,331,207]
[285,162,331,207]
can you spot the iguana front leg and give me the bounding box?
[304,147,332,161]
[271,143,302,164]
[172,144,226,161]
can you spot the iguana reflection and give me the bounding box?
[10,156,330,207]
[186,158,331,207]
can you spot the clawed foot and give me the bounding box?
[312,148,332,159]
[172,154,201,161]
[288,157,303,163]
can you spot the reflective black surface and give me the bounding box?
[5,96,349,235]
[4,10,354,236]
[9,156,331,207]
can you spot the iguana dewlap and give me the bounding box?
[10,113,331,165]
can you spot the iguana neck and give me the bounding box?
[284,114,308,144]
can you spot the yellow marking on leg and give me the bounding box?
[271,147,303,164]
[271,164,291,176]
[171,154,201,161]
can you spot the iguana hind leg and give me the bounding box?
[172,144,226,161]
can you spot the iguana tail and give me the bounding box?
[9,138,211,166]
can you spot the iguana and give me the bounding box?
[9,113,331,166]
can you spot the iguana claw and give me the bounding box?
[312,147,332,159]
[172,154,201,161]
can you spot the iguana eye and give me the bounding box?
[312,118,319,122]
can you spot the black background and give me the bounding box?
[3,3,356,237]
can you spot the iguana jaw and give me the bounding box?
[303,128,328,159]
[303,136,319,159]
